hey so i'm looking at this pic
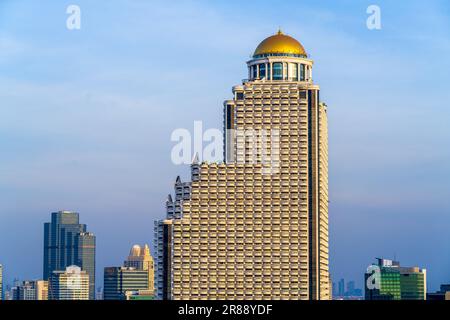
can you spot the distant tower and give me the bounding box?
[338,279,345,297]
[11,280,47,300]
[43,211,96,299]
[155,30,330,300]
[124,244,155,294]
[103,245,155,300]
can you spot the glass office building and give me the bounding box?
[103,267,149,300]
[43,211,96,299]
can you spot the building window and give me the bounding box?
[273,63,282,80]
[291,63,298,81]
[300,64,305,81]
[267,64,271,80]
[259,64,266,79]
[252,65,258,79]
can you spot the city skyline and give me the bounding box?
[1,0,450,293]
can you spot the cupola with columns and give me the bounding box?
[247,30,313,82]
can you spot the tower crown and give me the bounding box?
[247,30,313,83]
[253,30,307,58]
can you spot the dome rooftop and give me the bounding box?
[130,244,142,257]
[253,30,307,58]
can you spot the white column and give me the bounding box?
[270,62,273,80]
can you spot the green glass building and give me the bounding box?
[400,268,426,300]
[365,258,426,300]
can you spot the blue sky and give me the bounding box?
[1,0,450,291]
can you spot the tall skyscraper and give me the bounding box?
[365,258,426,300]
[43,211,96,299]
[49,265,89,300]
[155,30,330,300]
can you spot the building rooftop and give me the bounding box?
[253,30,307,58]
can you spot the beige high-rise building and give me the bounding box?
[124,244,155,294]
[35,280,49,300]
[155,30,330,300]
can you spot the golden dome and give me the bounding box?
[253,30,306,57]
[130,244,142,257]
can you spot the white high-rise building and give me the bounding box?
[49,265,89,300]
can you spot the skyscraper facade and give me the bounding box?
[155,30,330,300]
[43,211,96,299]
[49,265,89,300]
[399,267,427,300]
[35,280,49,300]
